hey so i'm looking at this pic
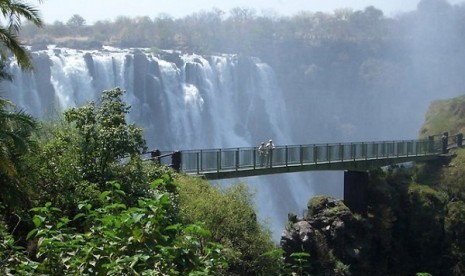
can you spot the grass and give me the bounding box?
[419,95,465,139]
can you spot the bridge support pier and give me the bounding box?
[344,171,368,215]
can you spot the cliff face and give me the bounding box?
[419,95,465,139]
[280,196,375,275]
[280,164,458,275]
[280,94,465,276]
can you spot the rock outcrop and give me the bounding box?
[280,195,373,275]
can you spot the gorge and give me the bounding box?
[3,44,463,241]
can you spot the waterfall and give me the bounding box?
[3,46,325,241]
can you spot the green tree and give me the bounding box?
[0,210,36,274]
[31,87,156,213]
[66,14,85,27]
[445,200,465,275]
[176,176,282,275]
[64,87,146,186]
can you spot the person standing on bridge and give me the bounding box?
[258,142,266,167]
[441,132,449,154]
[266,139,275,167]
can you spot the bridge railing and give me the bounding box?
[179,139,438,174]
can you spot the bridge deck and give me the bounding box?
[174,139,445,180]
[188,153,439,179]
[193,154,440,179]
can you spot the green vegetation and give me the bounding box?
[0,87,292,274]
[285,159,465,275]
[306,195,350,219]
[419,95,465,138]
[0,97,37,212]
[23,180,227,275]
[3,1,465,275]
[176,176,282,275]
[283,96,465,275]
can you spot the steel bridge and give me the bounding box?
[146,133,461,214]
[148,133,461,180]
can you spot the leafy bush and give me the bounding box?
[63,87,146,186]
[306,195,329,218]
[440,148,465,201]
[0,210,36,275]
[30,88,159,214]
[176,175,282,275]
[444,200,465,275]
[25,179,227,275]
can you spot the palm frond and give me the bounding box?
[0,25,31,69]
[0,143,16,177]
[0,0,43,70]
[6,1,43,30]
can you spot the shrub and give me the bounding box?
[176,175,281,275]
[26,179,227,275]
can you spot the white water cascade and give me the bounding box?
[3,46,340,241]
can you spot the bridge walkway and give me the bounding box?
[145,134,461,180]
[166,138,447,179]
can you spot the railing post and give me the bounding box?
[269,147,273,168]
[200,150,203,172]
[171,151,181,172]
[253,147,256,170]
[196,152,200,174]
[352,143,356,161]
[151,149,161,164]
[340,143,344,162]
[236,148,239,171]
[327,144,331,163]
[313,145,318,164]
[362,142,367,160]
[217,150,221,173]
[300,145,303,166]
[285,146,289,167]
[456,133,463,147]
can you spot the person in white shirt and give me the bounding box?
[266,139,275,167]
[258,142,266,167]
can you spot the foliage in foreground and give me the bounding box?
[1,87,291,275]
[0,97,37,213]
[2,178,227,275]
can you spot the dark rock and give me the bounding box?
[281,195,372,275]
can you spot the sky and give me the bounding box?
[39,0,465,24]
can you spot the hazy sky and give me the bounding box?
[39,0,465,24]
